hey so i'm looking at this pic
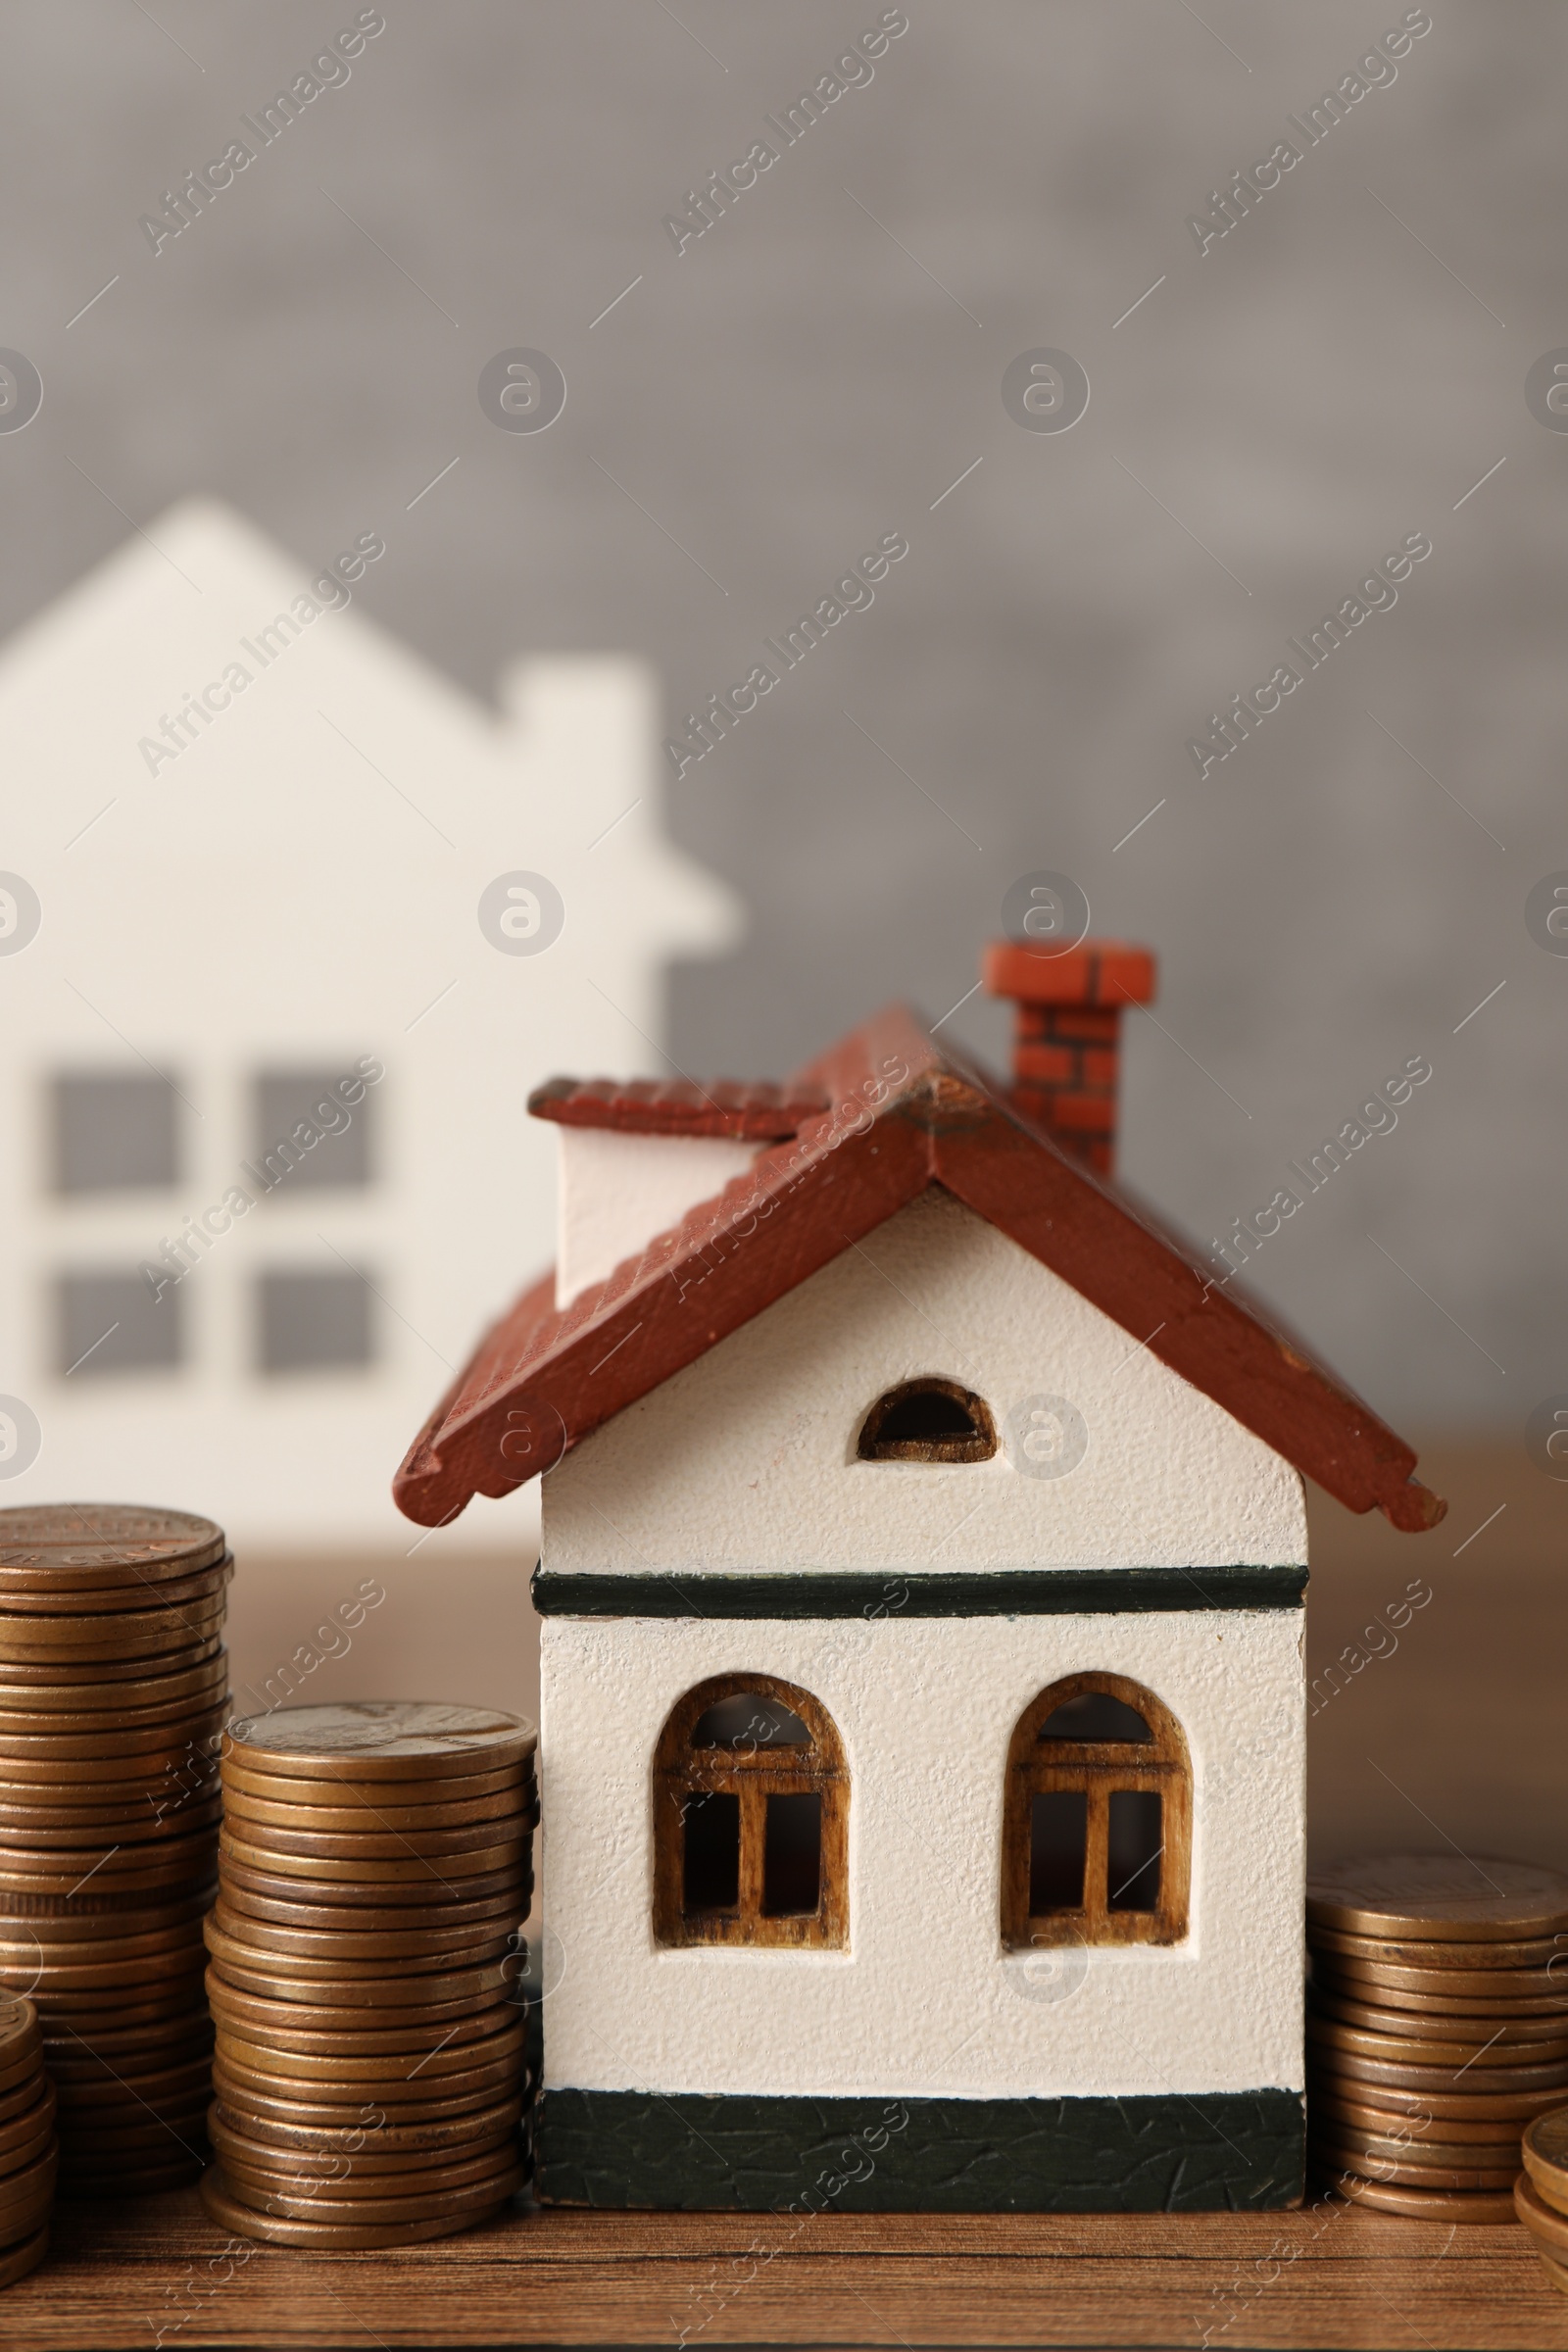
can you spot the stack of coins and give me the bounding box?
[1517,2110,1568,2289]
[0,1997,56,2288]
[203,1701,537,2248]
[1306,1852,1568,2220]
[0,1505,230,2197]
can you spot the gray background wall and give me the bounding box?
[4,0,1564,1432]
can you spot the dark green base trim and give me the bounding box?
[532,1565,1306,1618]
[535,2088,1305,2212]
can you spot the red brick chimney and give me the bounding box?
[980,939,1156,1179]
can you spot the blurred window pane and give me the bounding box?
[57,1271,182,1375]
[53,1074,179,1194]
[257,1270,373,1373]
[252,1071,370,1190]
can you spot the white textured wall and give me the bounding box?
[544,1188,1308,1573]
[539,1607,1305,2099]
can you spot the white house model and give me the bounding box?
[394,939,1445,2212]
[0,499,739,1549]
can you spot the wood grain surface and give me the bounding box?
[5,2187,1568,2349]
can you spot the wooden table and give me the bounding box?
[6,2188,1568,2350]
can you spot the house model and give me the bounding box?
[0,499,737,1548]
[393,939,1446,2212]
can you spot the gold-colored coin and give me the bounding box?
[200,2163,511,2247]
[211,2090,522,2157]
[1307,1854,1568,1942]
[1307,1998,1568,2058]
[1322,2165,1518,2222]
[220,1756,525,1810]
[223,1702,535,1783]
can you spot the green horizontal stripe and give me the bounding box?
[535,2086,1305,2212]
[531,1564,1307,1618]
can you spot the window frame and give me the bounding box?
[1001,1670,1192,1951]
[653,1673,848,1951]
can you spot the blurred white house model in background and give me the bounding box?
[0,499,740,1550]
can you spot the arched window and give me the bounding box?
[1002,1672,1191,1950]
[857,1377,998,1463]
[653,1675,848,1950]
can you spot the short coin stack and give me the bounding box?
[204,1700,537,2248]
[1517,2109,1568,2288]
[1306,1852,1568,2220]
[0,1505,230,2197]
[0,1997,56,2287]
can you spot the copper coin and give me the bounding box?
[1315,2137,1519,2190]
[1306,2066,1568,2122]
[0,1561,232,1618]
[43,2019,211,2069]
[213,2046,519,2112]
[201,2163,510,2247]
[1522,2112,1568,2202]
[215,2014,523,2079]
[0,1704,229,1769]
[0,1653,227,1719]
[220,1756,526,1810]
[1307,1855,1568,1943]
[217,1835,531,1890]
[1308,2034,1568,2091]
[0,2079,53,2155]
[0,1878,215,1927]
[216,2132,518,2201]
[0,1634,222,1690]
[0,2186,55,2240]
[0,1772,219,1818]
[0,2070,54,2128]
[212,2073,513,2132]
[215,1869,527,1928]
[208,1908,516,1970]
[0,2045,43,2097]
[59,2101,209,2148]
[0,1503,225,1579]
[207,1998,514,2057]
[0,1848,219,1900]
[211,2091,522,2157]
[205,1929,517,2004]
[0,1925,206,1981]
[1309,1962,1568,2018]
[0,1596,227,1657]
[0,1802,223,1851]
[221,1785,531,1837]
[1308,2000,1568,2058]
[0,1996,39,2059]
[209,2106,515,2177]
[224,1703,535,1782]
[1517,2172,1568,2251]
[1323,2166,1519,2222]
[52,2060,213,2111]
[220,2152,521,2226]
[1321,2121,1519,2170]
[0,2226,48,2287]
[1310,1951,1568,2002]
[219,1825,526,1878]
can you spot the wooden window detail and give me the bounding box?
[654,1675,848,1950]
[857,1377,998,1463]
[1002,1672,1191,1950]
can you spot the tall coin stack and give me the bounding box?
[0,1505,230,2197]
[0,1996,56,2289]
[1306,1852,1568,2220]
[204,1701,537,2249]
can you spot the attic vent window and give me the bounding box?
[858,1378,998,1464]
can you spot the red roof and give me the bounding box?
[528,1076,827,1141]
[394,1005,1446,1535]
